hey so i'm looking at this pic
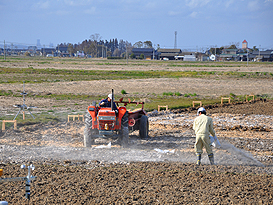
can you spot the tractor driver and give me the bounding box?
[99,93,118,110]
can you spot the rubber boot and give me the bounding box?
[196,154,201,165]
[208,153,214,165]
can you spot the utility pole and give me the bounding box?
[215,45,217,61]
[247,49,249,66]
[11,43,13,55]
[4,40,6,60]
[174,31,177,49]
[126,45,128,64]
[259,45,261,59]
[153,46,155,60]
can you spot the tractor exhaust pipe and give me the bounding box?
[111,89,114,111]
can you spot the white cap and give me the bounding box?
[108,93,113,100]
[197,107,206,115]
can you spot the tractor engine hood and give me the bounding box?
[97,109,116,135]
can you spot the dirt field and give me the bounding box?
[0,61,272,204]
[0,100,272,204]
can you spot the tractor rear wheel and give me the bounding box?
[84,110,95,147]
[120,111,129,148]
[139,115,149,139]
[121,126,129,148]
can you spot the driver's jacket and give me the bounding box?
[99,99,117,110]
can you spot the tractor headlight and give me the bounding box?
[105,123,109,130]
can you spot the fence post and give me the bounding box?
[192,101,202,107]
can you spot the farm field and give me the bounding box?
[0,57,272,204]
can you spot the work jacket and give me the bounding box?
[99,99,118,110]
[193,114,215,137]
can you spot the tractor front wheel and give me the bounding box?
[139,115,149,139]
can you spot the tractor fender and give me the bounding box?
[117,107,127,127]
[87,105,98,128]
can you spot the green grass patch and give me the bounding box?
[1,92,272,130]
[0,67,272,84]
[163,92,174,96]
[121,89,127,95]
[0,108,87,130]
[144,97,220,111]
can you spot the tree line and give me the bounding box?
[58,34,260,57]
[57,33,161,58]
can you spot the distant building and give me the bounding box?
[242,40,248,49]
[219,49,240,61]
[56,44,69,57]
[250,50,273,62]
[28,46,37,52]
[131,48,156,60]
[37,39,41,48]
[57,45,68,53]
[157,49,181,60]
[183,55,196,61]
[40,48,55,56]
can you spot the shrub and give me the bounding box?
[163,92,173,96]
[107,56,125,59]
[174,92,181,96]
[229,93,236,98]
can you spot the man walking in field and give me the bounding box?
[193,107,216,165]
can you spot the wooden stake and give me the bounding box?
[192,101,202,107]
[158,105,168,112]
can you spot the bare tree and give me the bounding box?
[228,42,239,49]
[113,48,121,57]
[90,33,102,42]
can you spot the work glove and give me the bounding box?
[100,102,105,106]
[115,109,118,116]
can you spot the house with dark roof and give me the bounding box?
[250,50,273,62]
[40,48,55,56]
[131,48,156,60]
[57,45,68,53]
[219,49,240,61]
[157,49,181,60]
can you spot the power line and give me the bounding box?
[0,41,54,48]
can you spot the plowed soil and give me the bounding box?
[1,161,272,205]
[0,100,272,204]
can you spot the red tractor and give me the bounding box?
[84,90,149,147]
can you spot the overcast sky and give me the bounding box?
[1,0,273,50]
